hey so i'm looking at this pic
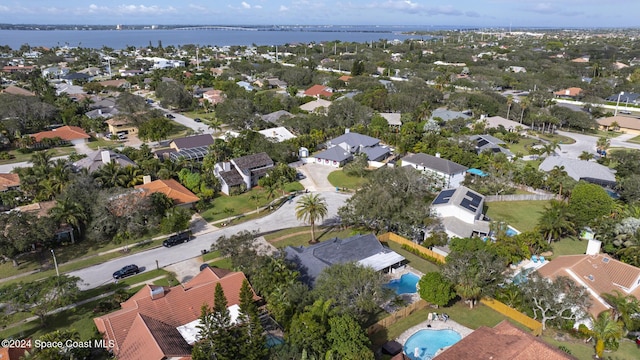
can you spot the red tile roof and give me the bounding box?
[554,87,583,97]
[2,85,35,96]
[31,125,90,142]
[94,268,258,360]
[536,254,640,316]
[135,179,199,205]
[304,84,333,98]
[435,320,577,360]
[0,173,20,192]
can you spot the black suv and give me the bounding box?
[113,264,139,279]
[163,231,191,247]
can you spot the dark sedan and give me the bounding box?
[112,264,140,279]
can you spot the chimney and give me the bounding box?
[101,150,111,164]
[586,239,602,256]
[435,153,441,158]
[223,162,231,171]
[345,128,350,134]
[150,286,165,300]
[143,175,152,184]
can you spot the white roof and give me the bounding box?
[176,304,240,344]
[358,252,405,271]
[258,126,296,142]
[379,113,402,126]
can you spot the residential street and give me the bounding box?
[555,130,640,159]
[68,190,350,290]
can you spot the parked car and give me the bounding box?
[146,99,154,104]
[296,172,306,180]
[199,263,211,271]
[194,118,202,122]
[165,113,175,119]
[112,264,140,279]
[163,231,191,247]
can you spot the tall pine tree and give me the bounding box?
[238,279,267,359]
[193,283,240,360]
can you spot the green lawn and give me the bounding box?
[328,170,369,189]
[627,135,640,144]
[383,241,441,275]
[0,146,77,164]
[86,136,120,150]
[267,227,356,249]
[200,186,301,222]
[503,137,540,157]
[485,200,549,232]
[537,132,576,145]
[551,237,588,258]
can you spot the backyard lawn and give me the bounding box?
[551,237,589,258]
[266,226,357,249]
[328,169,369,189]
[485,200,549,232]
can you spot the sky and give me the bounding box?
[0,1,638,28]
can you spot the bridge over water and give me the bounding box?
[174,26,258,31]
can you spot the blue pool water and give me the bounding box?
[386,273,420,295]
[404,329,462,360]
[265,334,284,348]
[505,227,519,236]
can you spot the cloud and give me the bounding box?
[86,4,177,16]
[279,5,289,11]
[241,2,251,9]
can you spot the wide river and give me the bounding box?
[0,26,445,49]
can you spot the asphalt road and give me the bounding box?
[555,130,640,159]
[148,102,212,134]
[69,190,350,290]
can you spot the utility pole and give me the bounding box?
[51,249,59,277]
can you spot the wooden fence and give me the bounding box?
[367,300,429,335]
[378,232,446,264]
[480,298,543,336]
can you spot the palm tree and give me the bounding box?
[579,151,594,161]
[506,95,513,120]
[94,162,126,188]
[295,194,328,244]
[537,200,575,243]
[581,310,624,359]
[49,198,87,243]
[207,118,223,135]
[119,165,144,187]
[249,192,261,213]
[519,97,530,124]
[541,140,561,157]
[601,290,640,331]
[29,150,53,172]
[597,136,611,152]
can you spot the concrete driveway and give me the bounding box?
[297,163,338,192]
[556,130,640,159]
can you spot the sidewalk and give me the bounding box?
[2,276,166,332]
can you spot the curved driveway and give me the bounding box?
[69,190,349,290]
[555,130,640,159]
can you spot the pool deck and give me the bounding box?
[396,316,474,357]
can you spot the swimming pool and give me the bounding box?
[505,226,520,237]
[265,334,284,348]
[386,273,420,295]
[404,329,462,360]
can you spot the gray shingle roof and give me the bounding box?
[314,146,353,162]
[232,152,273,175]
[401,153,468,175]
[219,168,244,186]
[72,150,136,173]
[328,132,380,149]
[284,233,403,286]
[361,146,391,161]
[170,134,215,150]
[539,157,616,183]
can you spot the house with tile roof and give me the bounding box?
[379,112,403,127]
[303,84,333,98]
[214,152,274,195]
[31,125,90,145]
[299,98,332,113]
[261,110,293,124]
[435,320,577,360]
[597,115,640,135]
[536,241,640,317]
[284,233,405,286]
[105,118,137,135]
[401,153,468,188]
[258,126,296,143]
[1,85,35,96]
[431,186,490,239]
[135,178,200,207]
[554,87,583,99]
[0,173,20,192]
[72,150,136,173]
[94,267,258,360]
[202,89,225,105]
[482,116,529,132]
[312,130,391,167]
